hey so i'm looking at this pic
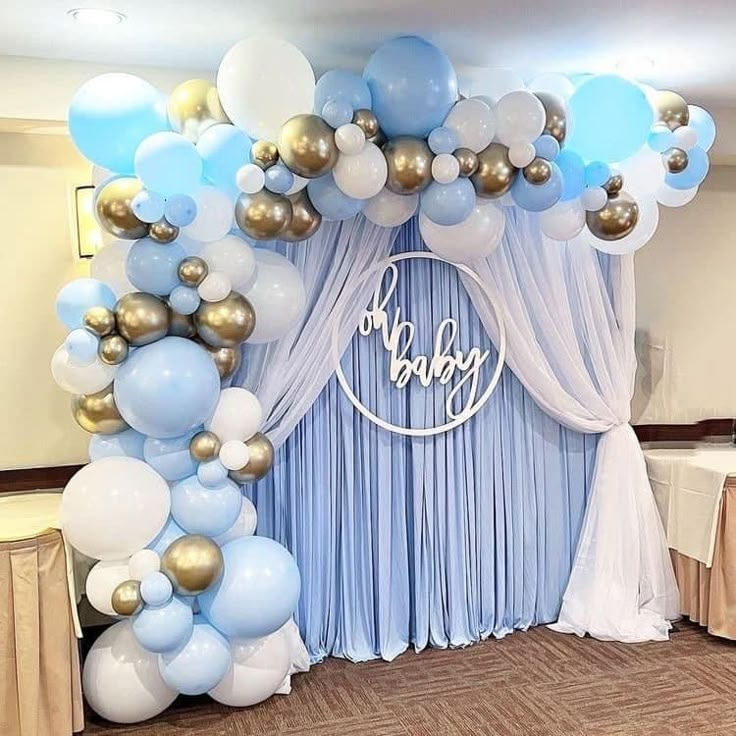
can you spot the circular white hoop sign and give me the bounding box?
[333,251,506,437]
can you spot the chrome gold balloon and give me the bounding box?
[281,189,322,242]
[199,341,242,380]
[352,109,379,139]
[604,172,624,195]
[195,291,256,348]
[664,147,689,174]
[654,90,689,131]
[95,177,149,240]
[161,534,224,596]
[523,157,552,185]
[168,310,197,339]
[98,334,129,365]
[111,580,143,616]
[471,144,518,198]
[277,114,339,178]
[189,431,221,462]
[535,92,567,143]
[167,79,230,142]
[72,385,128,434]
[455,148,479,177]
[148,218,179,244]
[83,306,115,337]
[114,292,170,346]
[178,256,208,287]
[586,191,640,241]
[383,136,434,195]
[229,432,274,483]
[235,190,292,241]
[251,139,279,170]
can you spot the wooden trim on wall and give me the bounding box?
[632,418,735,443]
[0,464,84,493]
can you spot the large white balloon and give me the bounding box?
[217,37,315,140]
[83,621,177,724]
[617,146,666,200]
[539,199,586,241]
[333,142,387,200]
[656,183,699,208]
[244,250,306,343]
[60,457,170,560]
[444,98,496,153]
[467,68,525,103]
[215,496,258,546]
[495,91,546,146]
[90,239,135,297]
[181,186,234,243]
[85,559,131,616]
[205,387,263,443]
[51,344,117,394]
[200,235,256,292]
[363,188,418,227]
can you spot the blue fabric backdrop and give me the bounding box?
[249,219,599,663]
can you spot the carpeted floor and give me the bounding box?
[83,620,736,736]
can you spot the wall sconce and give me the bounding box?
[74,185,103,258]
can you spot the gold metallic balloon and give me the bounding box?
[72,385,128,434]
[654,90,689,131]
[281,189,322,242]
[455,148,479,177]
[471,144,518,198]
[523,157,552,185]
[178,256,208,287]
[586,191,640,241]
[664,147,689,173]
[229,432,274,483]
[383,137,434,195]
[111,580,143,616]
[195,291,256,347]
[168,310,197,339]
[189,431,222,462]
[251,140,279,170]
[368,129,387,148]
[167,79,229,142]
[161,534,224,596]
[114,292,170,346]
[199,341,242,380]
[83,306,115,337]
[95,177,149,240]
[98,334,129,365]
[148,218,179,244]
[235,190,292,241]
[278,114,340,179]
[352,109,379,139]
[535,92,567,144]
[604,173,624,195]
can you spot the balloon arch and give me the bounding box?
[54,34,714,723]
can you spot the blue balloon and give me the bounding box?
[264,164,295,195]
[585,161,611,188]
[125,238,186,296]
[148,517,186,555]
[144,431,198,481]
[567,75,653,163]
[89,428,146,461]
[314,69,372,113]
[321,99,353,128]
[420,179,475,226]
[688,106,716,151]
[511,161,564,212]
[363,36,457,138]
[307,174,364,221]
[199,536,300,639]
[140,572,173,607]
[556,149,586,201]
[135,131,203,196]
[132,190,166,223]
[56,278,117,330]
[535,135,561,161]
[197,459,229,488]
[114,337,221,438]
[428,126,459,155]
[133,596,193,653]
[169,285,200,315]
[666,146,710,190]
[158,618,231,695]
[196,124,251,196]
[171,474,242,537]
[68,73,169,174]
[164,195,197,227]
[65,329,98,364]
[648,126,675,153]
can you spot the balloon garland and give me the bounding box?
[55,32,715,724]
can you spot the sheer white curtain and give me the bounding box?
[463,208,679,642]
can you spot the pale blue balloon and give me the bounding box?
[666,146,710,190]
[308,174,364,221]
[585,161,611,188]
[169,285,200,315]
[144,431,198,481]
[688,106,716,151]
[89,428,146,461]
[321,99,353,128]
[135,131,203,196]
[511,161,563,212]
[125,238,186,295]
[164,195,197,226]
[132,190,166,223]
[68,73,169,173]
[264,164,294,195]
[197,459,229,488]
[648,126,675,153]
[158,618,231,695]
[196,124,251,196]
[534,135,560,161]
[132,596,193,653]
[65,329,98,364]
[363,36,457,138]
[428,126,458,155]
[420,179,475,226]
[114,337,221,438]
[148,517,186,555]
[556,149,586,201]
[140,572,173,607]
[314,69,371,113]
[198,536,300,639]
[171,474,242,537]
[56,278,117,330]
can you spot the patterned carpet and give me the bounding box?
[83,621,736,736]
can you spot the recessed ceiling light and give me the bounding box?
[67,8,126,26]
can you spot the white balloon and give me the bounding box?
[85,559,131,616]
[90,239,135,297]
[539,199,586,241]
[285,174,309,195]
[244,250,306,343]
[182,186,234,243]
[333,142,387,200]
[198,271,233,302]
[83,621,177,724]
[431,153,460,184]
[581,187,608,211]
[363,188,418,227]
[467,68,525,103]
[236,164,265,194]
[217,37,315,140]
[219,440,251,471]
[60,457,170,560]
[495,91,546,146]
[508,142,536,168]
[334,123,366,155]
[200,234,257,292]
[656,183,699,208]
[51,345,117,394]
[616,146,665,199]
[444,98,496,153]
[527,73,575,101]
[128,549,161,580]
[215,496,258,545]
[673,125,697,151]
[205,387,263,443]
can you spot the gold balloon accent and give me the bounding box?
[161,534,224,596]
[535,92,567,143]
[278,114,340,179]
[98,334,129,365]
[114,293,170,346]
[195,291,256,347]
[178,256,209,287]
[523,157,552,185]
[189,431,222,462]
[281,189,322,242]
[148,218,179,244]
[455,148,479,177]
[654,90,689,131]
[471,143,518,198]
[368,129,387,148]
[95,177,149,240]
[72,385,128,435]
[251,139,279,170]
[83,306,115,337]
[167,79,230,142]
[604,173,624,195]
[664,147,689,174]
[168,310,196,339]
[111,580,143,616]
[383,137,434,195]
[235,190,292,241]
[352,109,380,139]
[229,432,274,483]
[586,191,640,241]
[199,341,242,380]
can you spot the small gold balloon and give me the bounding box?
[189,431,221,462]
[167,79,229,142]
[251,139,279,170]
[83,306,115,337]
[586,191,640,241]
[535,92,567,144]
[111,580,143,616]
[235,190,292,241]
[178,256,208,287]
[229,432,274,483]
[195,291,256,347]
[168,310,197,338]
[72,385,128,434]
[654,90,689,131]
[604,173,624,195]
[664,147,689,173]
[523,157,552,185]
[281,189,322,242]
[455,148,479,177]
[383,137,434,195]
[114,292,170,346]
[95,177,149,240]
[352,109,380,139]
[471,143,518,198]
[98,334,129,365]
[199,341,242,380]
[161,534,224,596]
[148,218,179,244]
[278,114,340,179]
